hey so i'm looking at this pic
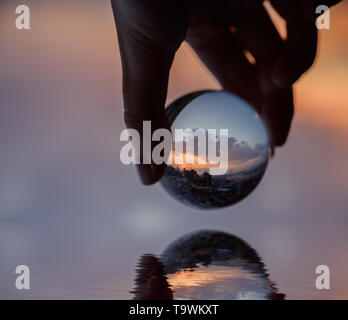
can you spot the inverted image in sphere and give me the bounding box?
[161,91,270,209]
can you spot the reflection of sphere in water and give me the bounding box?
[160,230,284,300]
[161,91,270,209]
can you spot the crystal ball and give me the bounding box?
[160,90,270,209]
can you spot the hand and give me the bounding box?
[111,0,342,185]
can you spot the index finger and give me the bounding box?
[111,0,191,184]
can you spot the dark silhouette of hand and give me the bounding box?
[111,0,342,185]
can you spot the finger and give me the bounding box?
[232,4,283,64]
[230,4,283,95]
[261,87,294,147]
[186,14,260,106]
[111,0,191,184]
[270,0,318,88]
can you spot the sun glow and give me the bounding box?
[169,150,266,173]
[167,264,259,290]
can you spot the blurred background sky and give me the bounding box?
[0,0,347,299]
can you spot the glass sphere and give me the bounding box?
[160,91,270,209]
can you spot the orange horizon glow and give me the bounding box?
[167,264,261,290]
[168,150,266,173]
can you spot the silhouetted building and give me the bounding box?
[202,171,212,184]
